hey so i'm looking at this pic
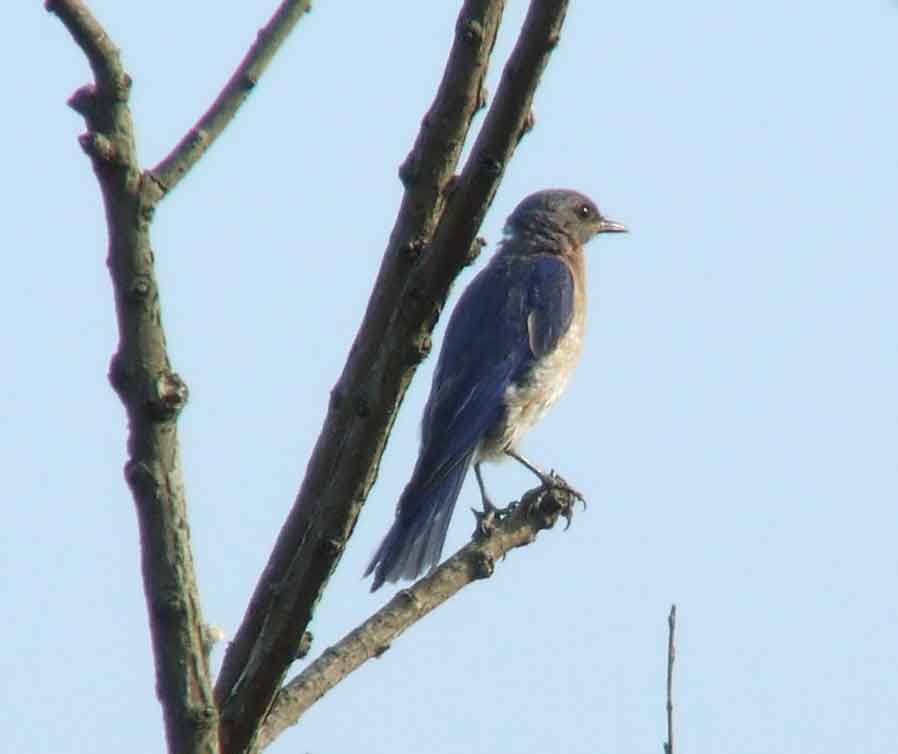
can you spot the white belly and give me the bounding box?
[477,313,585,460]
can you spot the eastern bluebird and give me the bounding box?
[365,189,626,590]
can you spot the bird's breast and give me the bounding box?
[478,301,586,460]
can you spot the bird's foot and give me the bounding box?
[537,472,586,530]
[472,497,518,539]
[472,498,498,538]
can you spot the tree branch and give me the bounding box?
[214,3,572,751]
[46,2,217,753]
[214,2,507,750]
[257,484,581,749]
[51,0,576,750]
[417,0,570,301]
[148,0,312,200]
[45,0,124,94]
[664,604,677,754]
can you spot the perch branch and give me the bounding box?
[215,2,572,752]
[214,2,508,751]
[258,484,582,749]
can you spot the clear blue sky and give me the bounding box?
[6,2,897,752]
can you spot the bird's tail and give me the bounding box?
[365,453,474,591]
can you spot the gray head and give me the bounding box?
[504,189,627,249]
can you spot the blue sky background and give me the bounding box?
[6,1,897,752]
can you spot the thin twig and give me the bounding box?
[148,0,312,199]
[45,0,124,94]
[46,2,218,753]
[664,604,677,754]
[257,484,582,749]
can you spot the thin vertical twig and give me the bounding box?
[664,604,677,754]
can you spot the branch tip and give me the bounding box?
[149,0,313,197]
[664,603,677,754]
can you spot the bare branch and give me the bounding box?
[148,0,312,199]
[50,1,576,752]
[664,604,677,754]
[47,2,217,752]
[258,485,581,749]
[45,0,126,95]
[214,0,506,745]
[418,0,571,299]
[215,2,573,751]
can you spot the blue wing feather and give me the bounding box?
[366,249,574,588]
[419,252,573,478]
[526,257,575,358]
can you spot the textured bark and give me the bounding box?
[256,484,581,749]
[45,2,218,753]
[49,0,575,751]
[46,1,314,752]
[214,2,509,750]
[214,2,572,752]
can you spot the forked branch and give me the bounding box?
[215,3,572,752]
[49,0,575,751]
[46,2,218,753]
[46,1,315,752]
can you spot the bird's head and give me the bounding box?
[503,189,627,251]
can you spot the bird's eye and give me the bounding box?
[577,204,593,219]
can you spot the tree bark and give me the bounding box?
[48,1,575,751]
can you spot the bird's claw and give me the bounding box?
[560,502,575,531]
[471,504,497,538]
[472,497,518,539]
[542,471,585,506]
[534,472,586,530]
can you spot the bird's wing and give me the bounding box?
[412,253,574,488]
[525,254,576,359]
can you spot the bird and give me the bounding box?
[365,189,626,590]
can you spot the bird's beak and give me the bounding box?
[598,217,628,234]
